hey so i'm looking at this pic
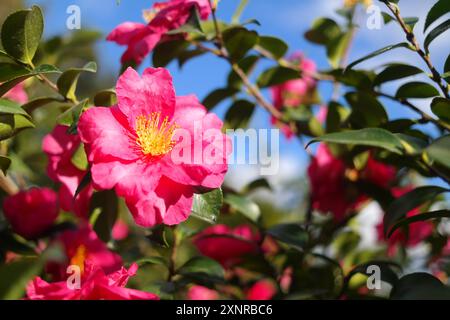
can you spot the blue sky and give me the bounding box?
[25,0,448,188]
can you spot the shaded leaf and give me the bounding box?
[258,36,288,59]
[426,135,450,169]
[224,99,255,129]
[388,210,450,238]
[57,61,97,101]
[396,82,439,99]
[424,19,450,53]
[373,63,423,86]
[257,66,299,88]
[431,97,450,122]
[267,224,309,251]
[223,27,258,62]
[424,0,450,32]
[191,189,223,224]
[224,194,261,222]
[346,43,412,70]
[390,273,450,300]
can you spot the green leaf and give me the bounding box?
[426,135,450,169]
[0,156,11,174]
[326,31,352,68]
[177,49,206,68]
[267,224,309,251]
[390,273,450,300]
[243,178,272,192]
[382,12,395,24]
[304,18,341,45]
[373,63,423,86]
[424,19,450,53]
[202,87,238,110]
[0,114,34,140]
[257,36,288,59]
[57,61,97,101]
[152,40,189,68]
[0,98,30,117]
[223,27,258,62]
[178,256,225,282]
[136,257,168,267]
[326,101,349,133]
[90,189,118,243]
[0,257,44,299]
[256,66,299,88]
[1,5,44,65]
[224,99,255,129]
[224,194,261,222]
[383,186,449,235]
[346,43,412,70]
[388,210,450,238]
[74,170,91,198]
[0,64,61,98]
[191,189,223,224]
[431,97,450,123]
[166,6,204,36]
[307,128,404,154]
[403,17,419,32]
[396,82,439,99]
[71,143,88,171]
[22,97,63,113]
[57,99,88,134]
[227,55,259,88]
[93,89,117,107]
[346,261,400,286]
[345,92,388,127]
[424,0,450,32]
[231,0,249,23]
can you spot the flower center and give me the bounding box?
[70,244,87,274]
[135,112,178,157]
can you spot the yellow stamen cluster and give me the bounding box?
[135,112,178,157]
[70,245,87,274]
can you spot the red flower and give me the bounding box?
[112,219,129,241]
[27,262,159,300]
[107,0,211,64]
[376,187,433,255]
[42,125,93,218]
[3,188,59,239]
[78,67,230,227]
[307,143,396,221]
[187,285,219,300]
[46,225,122,280]
[246,279,277,300]
[193,224,260,268]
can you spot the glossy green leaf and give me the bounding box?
[224,194,261,222]
[227,55,259,88]
[0,156,11,174]
[136,257,168,267]
[224,99,255,129]
[93,89,117,107]
[373,63,423,86]
[396,82,439,99]
[22,97,63,113]
[345,92,388,127]
[304,18,341,45]
[0,257,44,299]
[90,189,118,243]
[307,128,404,154]
[178,256,225,282]
[57,61,97,101]
[426,135,450,169]
[431,97,450,122]
[326,31,352,68]
[191,188,223,224]
[267,224,309,251]
[152,40,189,68]
[258,36,288,59]
[1,6,43,65]
[256,66,299,88]
[202,87,239,110]
[223,27,258,62]
[424,0,450,32]
[346,43,412,70]
[0,98,30,117]
[390,273,450,300]
[388,210,450,238]
[424,19,450,53]
[403,17,419,32]
[0,114,34,140]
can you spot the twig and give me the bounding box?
[0,172,19,195]
[381,0,449,98]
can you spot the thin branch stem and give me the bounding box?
[0,172,19,195]
[382,0,449,98]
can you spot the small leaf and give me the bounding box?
[304,18,341,45]
[424,19,450,53]
[426,135,450,169]
[388,210,450,238]
[431,97,450,122]
[89,190,118,243]
[0,156,11,174]
[202,87,238,110]
[74,171,92,198]
[244,178,272,192]
[93,89,117,107]
[346,43,412,70]
[224,194,261,222]
[373,63,423,86]
[224,99,255,129]
[403,17,419,32]
[424,0,450,32]
[223,27,258,62]
[346,261,400,286]
[256,66,299,88]
[1,6,44,65]
[227,55,259,89]
[267,224,309,251]
[257,36,288,59]
[326,31,352,68]
[57,62,97,101]
[136,257,168,267]
[178,256,225,282]
[152,40,189,68]
[22,97,63,113]
[191,189,223,224]
[383,186,449,235]
[307,128,404,154]
[396,82,439,99]
[0,114,34,140]
[0,98,31,117]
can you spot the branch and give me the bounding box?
[0,172,19,196]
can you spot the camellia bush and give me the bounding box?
[0,0,449,300]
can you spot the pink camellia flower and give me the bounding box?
[43,125,93,218]
[3,83,28,104]
[187,285,219,300]
[46,224,122,281]
[78,67,230,227]
[107,0,211,65]
[307,143,396,221]
[27,262,159,300]
[3,188,59,240]
[270,52,317,138]
[112,219,129,241]
[246,279,277,300]
[193,224,260,268]
[376,187,433,256]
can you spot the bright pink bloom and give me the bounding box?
[112,219,129,241]
[3,83,28,104]
[270,52,317,138]
[46,225,122,280]
[78,67,230,227]
[187,285,219,300]
[27,262,159,300]
[193,224,260,268]
[3,188,59,239]
[307,144,396,221]
[246,279,277,300]
[43,125,93,218]
[377,188,433,255]
[107,0,211,64]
